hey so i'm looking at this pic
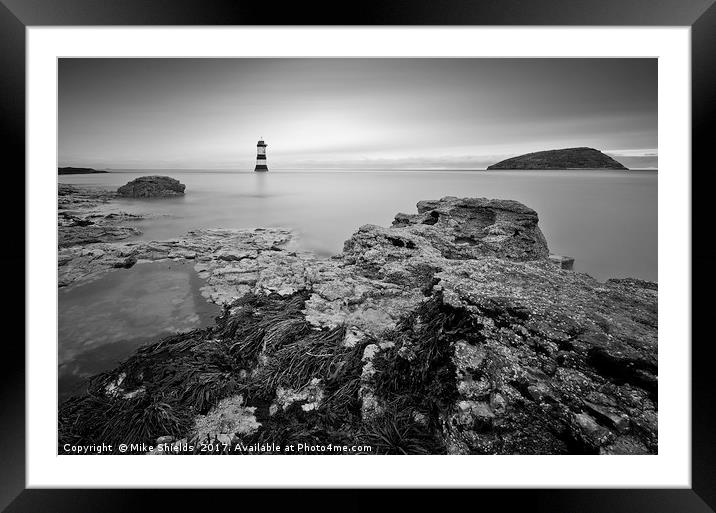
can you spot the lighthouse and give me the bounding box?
[254,138,268,172]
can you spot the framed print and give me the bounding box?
[2,0,715,511]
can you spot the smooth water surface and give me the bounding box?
[58,260,220,402]
[60,169,658,282]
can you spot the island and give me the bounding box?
[58,166,108,175]
[486,147,628,170]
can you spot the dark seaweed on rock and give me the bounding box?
[59,292,370,454]
[373,297,464,415]
[366,296,469,454]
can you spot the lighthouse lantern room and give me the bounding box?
[254,138,268,172]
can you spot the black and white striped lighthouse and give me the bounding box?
[254,138,268,172]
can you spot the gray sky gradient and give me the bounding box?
[59,58,657,170]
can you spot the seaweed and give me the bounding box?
[358,405,443,455]
[59,393,191,453]
[59,290,372,452]
[58,290,473,455]
[58,292,311,450]
[237,327,372,453]
[250,326,347,395]
[366,294,485,453]
[373,297,466,412]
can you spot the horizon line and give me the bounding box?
[57,166,659,171]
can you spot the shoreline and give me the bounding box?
[57,185,658,455]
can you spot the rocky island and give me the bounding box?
[57,186,656,455]
[117,175,186,198]
[487,147,628,170]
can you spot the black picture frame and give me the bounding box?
[2,0,713,511]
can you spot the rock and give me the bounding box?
[412,411,428,426]
[573,412,613,449]
[59,224,141,248]
[549,254,575,270]
[103,372,126,397]
[358,343,386,421]
[113,255,137,269]
[527,383,553,403]
[454,400,495,428]
[386,196,550,262]
[56,227,301,300]
[583,400,630,433]
[435,256,656,453]
[271,378,325,413]
[599,435,649,455]
[192,395,261,442]
[58,192,657,456]
[487,147,628,170]
[58,185,145,247]
[117,175,186,198]
[343,326,366,347]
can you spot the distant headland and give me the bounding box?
[487,147,628,170]
[58,166,108,175]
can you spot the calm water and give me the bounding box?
[58,169,657,400]
[58,260,220,402]
[59,169,657,281]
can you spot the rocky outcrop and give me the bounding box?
[389,196,549,261]
[57,227,312,296]
[117,175,186,198]
[58,193,656,455]
[487,147,628,170]
[58,184,143,247]
[435,260,656,454]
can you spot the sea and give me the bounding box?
[57,169,657,401]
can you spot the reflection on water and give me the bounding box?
[58,260,220,402]
[60,169,658,282]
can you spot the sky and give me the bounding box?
[58,58,657,170]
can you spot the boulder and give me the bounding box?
[388,196,549,261]
[117,175,185,198]
[549,254,575,270]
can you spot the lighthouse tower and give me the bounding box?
[254,138,268,172]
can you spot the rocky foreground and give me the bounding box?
[58,187,657,455]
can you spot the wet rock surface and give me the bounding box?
[58,187,657,455]
[58,184,143,247]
